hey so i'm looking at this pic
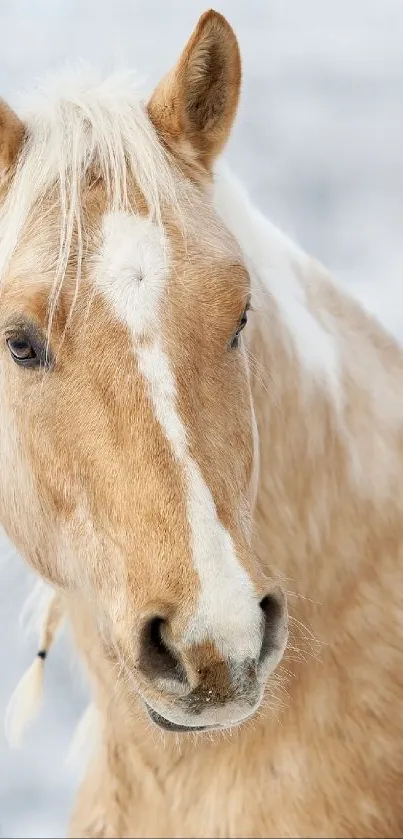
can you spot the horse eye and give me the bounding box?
[7,336,39,366]
[230,306,249,350]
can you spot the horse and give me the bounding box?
[1,10,402,838]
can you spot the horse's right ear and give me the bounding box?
[148,11,241,172]
[0,100,25,178]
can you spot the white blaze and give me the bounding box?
[96,211,261,660]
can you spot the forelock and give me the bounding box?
[0,64,242,315]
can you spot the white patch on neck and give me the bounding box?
[96,211,261,661]
[213,163,341,398]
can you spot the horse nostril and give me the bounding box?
[139,616,187,685]
[259,592,285,664]
[260,593,282,624]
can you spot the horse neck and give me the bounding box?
[214,165,403,617]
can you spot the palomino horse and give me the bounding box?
[1,10,403,838]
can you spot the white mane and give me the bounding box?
[213,163,342,396]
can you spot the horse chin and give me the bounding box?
[145,704,215,732]
[144,702,257,734]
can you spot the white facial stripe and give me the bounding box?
[98,212,168,337]
[136,342,188,459]
[184,461,261,659]
[138,341,261,661]
[96,212,261,661]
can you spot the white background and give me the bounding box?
[0,1,402,836]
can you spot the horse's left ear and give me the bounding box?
[148,10,241,171]
[0,100,25,178]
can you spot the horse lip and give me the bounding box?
[145,703,215,732]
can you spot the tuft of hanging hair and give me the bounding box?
[66,702,101,773]
[5,589,64,747]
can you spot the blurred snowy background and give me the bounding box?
[0,1,402,836]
